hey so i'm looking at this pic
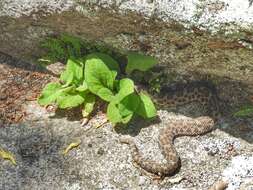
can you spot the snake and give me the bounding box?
[120,81,221,177]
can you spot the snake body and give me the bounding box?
[120,81,220,176]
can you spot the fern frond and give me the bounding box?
[61,34,82,57]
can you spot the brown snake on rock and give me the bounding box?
[120,81,222,177]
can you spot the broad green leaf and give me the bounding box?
[60,58,84,86]
[85,54,117,101]
[97,88,115,102]
[111,70,118,83]
[118,102,134,117]
[135,92,157,118]
[126,52,157,74]
[56,93,85,109]
[62,72,74,87]
[76,81,88,92]
[38,82,63,105]
[82,94,96,117]
[120,93,141,112]
[121,113,133,124]
[113,78,134,103]
[88,53,120,72]
[107,93,138,124]
[234,106,253,117]
[107,102,122,124]
[107,102,134,124]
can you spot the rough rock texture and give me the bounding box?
[0,1,253,190]
[1,103,253,190]
[0,55,252,190]
[1,0,253,31]
[0,0,252,85]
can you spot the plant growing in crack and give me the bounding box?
[38,51,158,125]
[233,105,253,118]
[38,34,121,65]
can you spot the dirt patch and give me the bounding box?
[0,53,52,126]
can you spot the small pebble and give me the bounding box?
[138,176,146,186]
[97,147,105,155]
[146,0,153,3]
[87,143,92,148]
[207,147,219,156]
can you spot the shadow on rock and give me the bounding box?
[0,122,84,189]
[0,51,49,74]
[50,106,84,121]
[114,116,161,137]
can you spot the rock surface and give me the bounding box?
[1,0,253,31]
[0,56,252,190]
[1,104,253,190]
[0,1,253,190]
[0,0,253,88]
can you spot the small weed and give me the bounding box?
[38,36,158,125]
[234,105,253,118]
[39,34,122,65]
[40,34,84,63]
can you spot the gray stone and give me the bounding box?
[0,105,252,190]
[0,0,253,91]
[0,1,253,189]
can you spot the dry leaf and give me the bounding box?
[81,118,89,127]
[168,176,184,184]
[209,180,228,190]
[63,140,81,155]
[0,148,16,165]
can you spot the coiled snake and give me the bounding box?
[120,81,221,177]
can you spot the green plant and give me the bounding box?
[39,34,85,63]
[233,105,253,118]
[126,52,157,74]
[39,34,123,65]
[38,52,157,125]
